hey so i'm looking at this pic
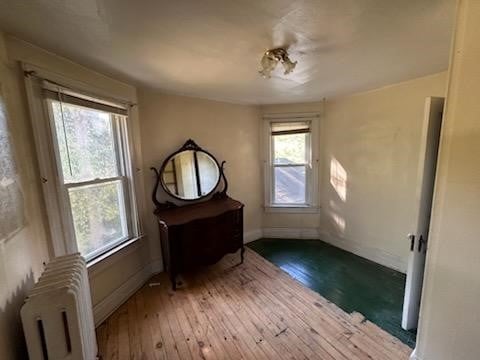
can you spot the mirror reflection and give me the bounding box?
[161,150,220,200]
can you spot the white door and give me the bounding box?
[402,97,444,331]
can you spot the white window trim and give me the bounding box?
[23,63,143,264]
[263,113,320,213]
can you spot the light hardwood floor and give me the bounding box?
[96,248,412,359]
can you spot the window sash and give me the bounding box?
[272,163,308,167]
[66,178,132,261]
[272,164,308,206]
[48,100,124,184]
[45,97,135,261]
[270,123,311,206]
[271,131,311,166]
[271,164,309,205]
[64,176,125,189]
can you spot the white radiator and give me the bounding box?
[21,253,97,360]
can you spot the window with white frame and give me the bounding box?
[264,115,318,210]
[28,76,140,262]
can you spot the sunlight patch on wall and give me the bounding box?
[331,212,346,233]
[330,157,347,202]
[0,89,25,242]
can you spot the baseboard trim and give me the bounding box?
[263,227,320,239]
[244,229,263,243]
[409,348,419,360]
[319,230,407,273]
[149,258,163,274]
[93,265,151,326]
[260,227,406,272]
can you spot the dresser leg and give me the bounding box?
[240,246,245,264]
[171,274,177,291]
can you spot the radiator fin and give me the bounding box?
[21,253,97,360]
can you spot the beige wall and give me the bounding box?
[262,72,447,272]
[1,35,151,336]
[138,90,263,268]
[415,1,480,359]
[0,33,50,359]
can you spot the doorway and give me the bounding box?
[402,97,445,332]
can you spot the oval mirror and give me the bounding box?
[160,150,220,200]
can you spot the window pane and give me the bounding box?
[273,133,307,164]
[68,180,128,259]
[51,101,118,183]
[274,166,306,204]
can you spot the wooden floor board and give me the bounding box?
[244,250,408,360]
[248,239,416,347]
[172,279,226,360]
[97,249,412,360]
[200,271,283,359]
[230,254,383,360]
[206,268,313,360]
[246,255,400,360]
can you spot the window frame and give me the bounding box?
[24,64,142,264]
[46,100,134,261]
[263,113,320,213]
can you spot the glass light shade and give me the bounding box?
[259,48,297,78]
[259,53,279,78]
[281,58,297,75]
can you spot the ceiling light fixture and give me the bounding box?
[259,48,297,78]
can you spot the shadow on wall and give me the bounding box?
[325,157,348,235]
[0,269,34,359]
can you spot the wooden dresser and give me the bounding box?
[155,196,244,290]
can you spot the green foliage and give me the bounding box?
[52,101,127,258]
[52,101,118,183]
[69,182,125,256]
[274,133,307,164]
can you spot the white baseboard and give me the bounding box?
[260,227,406,273]
[409,348,419,360]
[93,264,151,326]
[318,229,407,273]
[263,227,320,239]
[149,258,163,274]
[244,229,263,243]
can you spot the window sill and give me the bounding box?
[87,235,145,275]
[264,206,320,214]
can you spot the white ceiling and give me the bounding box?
[0,0,455,104]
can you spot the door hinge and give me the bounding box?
[418,235,427,252]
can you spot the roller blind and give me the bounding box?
[271,121,311,136]
[42,81,128,116]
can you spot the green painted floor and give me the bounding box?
[247,238,417,348]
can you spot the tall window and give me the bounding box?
[264,116,318,210]
[43,86,138,261]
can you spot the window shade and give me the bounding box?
[271,121,311,136]
[42,81,128,116]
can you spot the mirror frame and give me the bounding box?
[151,139,228,210]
